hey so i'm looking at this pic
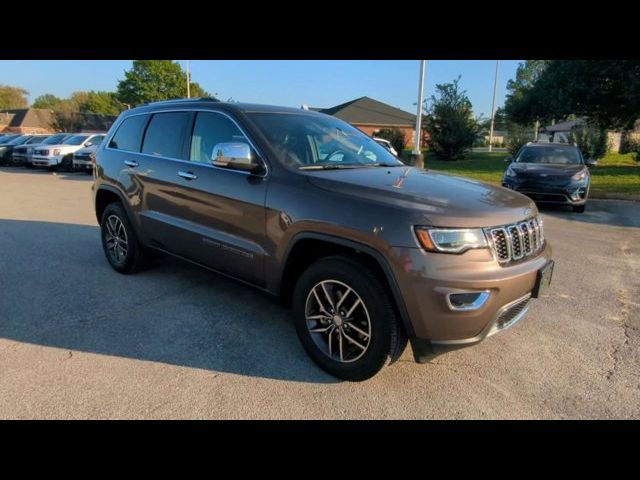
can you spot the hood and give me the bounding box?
[74,145,99,155]
[304,166,536,228]
[509,162,585,177]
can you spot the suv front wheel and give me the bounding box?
[293,255,407,381]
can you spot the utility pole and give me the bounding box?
[488,60,500,153]
[186,60,191,99]
[411,60,427,168]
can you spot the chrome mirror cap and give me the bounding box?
[212,142,256,171]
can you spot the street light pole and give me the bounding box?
[413,60,426,156]
[186,60,191,99]
[488,60,500,153]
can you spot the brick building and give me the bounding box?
[312,96,425,148]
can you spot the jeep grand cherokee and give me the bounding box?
[93,98,553,381]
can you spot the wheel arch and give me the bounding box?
[94,185,134,226]
[279,232,415,337]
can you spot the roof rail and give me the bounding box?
[144,97,220,107]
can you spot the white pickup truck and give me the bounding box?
[31,133,106,171]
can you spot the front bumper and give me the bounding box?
[31,155,62,167]
[10,154,28,165]
[73,158,92,170]
[411,292,532,362]
[502,177,589,205]
[388,241,552,362]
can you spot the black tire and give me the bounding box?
[573,204,586,213]
[100,202,149,274]
[62,155,74,172]
[26,162,34,169]
[292,255,407,381]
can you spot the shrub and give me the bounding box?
[568,124,608,160]
[423,77,479,160]
[375,127,406,154]
[620,135,640,161]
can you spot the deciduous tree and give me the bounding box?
[0,85,29,109]
[423,77,479,160]
[116,60,210,106]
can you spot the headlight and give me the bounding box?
[572,169,588,181]
[505,167,517,178]
[52,149,61,156]
[415,227,488,253]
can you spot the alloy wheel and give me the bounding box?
[104,214,128,264]
[304,280,372,363]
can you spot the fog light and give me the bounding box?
[446,291,491,311]
[570,188,585,201]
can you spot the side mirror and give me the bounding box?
[212,142,258,172]
[505,155,514,163]
[585,158,597,167]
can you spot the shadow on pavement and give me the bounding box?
[0,219,337,384]
[538,199,640,228]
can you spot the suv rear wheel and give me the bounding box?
[292,255,407,381]
[100,203,148,274]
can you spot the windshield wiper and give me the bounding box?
[299,164,361,170]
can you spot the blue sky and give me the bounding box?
[1,60,522,118]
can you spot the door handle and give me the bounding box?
[178,171,197,180]
[124,160,138,168]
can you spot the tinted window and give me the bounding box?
[109,115,148,152]
[189,112,248,163]
[142,112,191,160]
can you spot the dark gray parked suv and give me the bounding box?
[93,98,553,381]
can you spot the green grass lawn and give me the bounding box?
[422,151,640,199]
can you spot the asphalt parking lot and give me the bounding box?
[0,166,638,419]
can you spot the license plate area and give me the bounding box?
[532,260,554,298]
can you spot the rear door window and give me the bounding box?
[142,112,192,160]
[108,114,148,152]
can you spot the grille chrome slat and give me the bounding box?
[486,216,544,265]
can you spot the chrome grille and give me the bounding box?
[487,216,544,264]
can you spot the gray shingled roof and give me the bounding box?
[316,96,416,126]
[0,108,116,132]
[0,108,54,128]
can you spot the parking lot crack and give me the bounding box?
[606,288,633,381]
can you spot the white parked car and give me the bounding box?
[31,133,106,171]
[373,137,398,156]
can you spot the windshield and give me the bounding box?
[64,135,89,145]
[26,136,49,144]
[42,134,69,145]
[6,135,30,145]
[249,112,404,169]
[516,146,583,165]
